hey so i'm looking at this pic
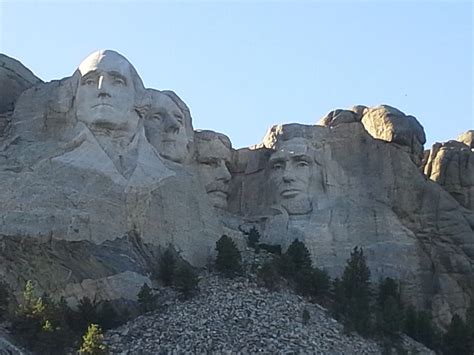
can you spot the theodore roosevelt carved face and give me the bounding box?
[195,131,232,209]
[75,50,140,133]
[269,138,315,215]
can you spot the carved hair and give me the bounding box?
[194,130,232,150]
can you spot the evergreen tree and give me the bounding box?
[0,281,10,320]
[285,239,312,273]
[215,235,242,277]
[331,277,346,321]
[174,263,199,298]
[247,227,260,250]
[403,306,441,351]
[442,314,472,355]
[257,259,281,291]
[79,323,108,355]
[159,247,176,286]
[294,267,330,299]
[96,300,121,330]
[340,247,371,335]
[466,298,474,345]
[137,283,155,313]
[376,278,403,336]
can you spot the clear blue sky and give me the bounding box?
[1,1,472,149]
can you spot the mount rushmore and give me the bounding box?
[0,50,473,326]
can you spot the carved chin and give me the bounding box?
[159,143,187,163]
[208,191,228,209]
[280,196,312,215]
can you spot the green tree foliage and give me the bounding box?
[79,323,108,355]
[137,283,155,313]
[11,281,76,353]
[247,227,260,250]
[376,278,404,336]
[174,263,199,298]
[159,247,176,287]
[0,280,11,320]
[215,235,242,277]
[332,247,372,335]
[257,260,281,291]
[466,299,474,344]
[403,306,441,351]
[258,240,329,299]
[294,268,330,300]
[442,314,472,355]
[285,239,312,275]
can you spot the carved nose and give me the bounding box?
[282,169,295,183]
[97,76,111,98]
[217,162,231,182]
[164,116,180,134]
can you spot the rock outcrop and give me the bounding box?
[0,50,472,327]
[423,131,474,211]
[0,54,41,134]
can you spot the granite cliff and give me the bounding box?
[0,50,472,327]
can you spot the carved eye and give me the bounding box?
[152,113,162,120]
[174,114,184,126]
[296,161,309,168]
[113,77,126,86]
[272,163,284,170]
[84,78,96,86]
[201,161,218,168]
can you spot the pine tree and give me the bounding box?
[257,260,281,291]
[286,239,312,273]
[340,247,371,335]
[174,263,199,298]
[159,247,176,286]
[466,298,474,347]
[0,281,10,320]
[137,283,155,313]
[443,314,471,355]
[376,278,403,336]
[215,235,242,277]
[79,323,108,355]
[247,227,260,250]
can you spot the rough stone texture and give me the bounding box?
[105,274,384,354]
[0,51,472,330]
[0,54,42,136]
[231,122,474,326]
[423,133,474,211]
[104,267,434,354]
[360,105,426,166]
[457,130,474,148]
[0,51,222,306]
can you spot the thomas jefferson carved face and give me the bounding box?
[269,138,314,215]
[145,91,189,163]
[195,133,232,209]
[75,50,138,133]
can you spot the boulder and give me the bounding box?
[360,105,426,166]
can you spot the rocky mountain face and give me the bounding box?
[0,50,472,329]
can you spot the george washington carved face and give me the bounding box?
[75,50,139,133]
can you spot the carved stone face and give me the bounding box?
[196,138,232,209]
[145,92,189,163]
[75,50,138,133]
[269,138,314,215]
